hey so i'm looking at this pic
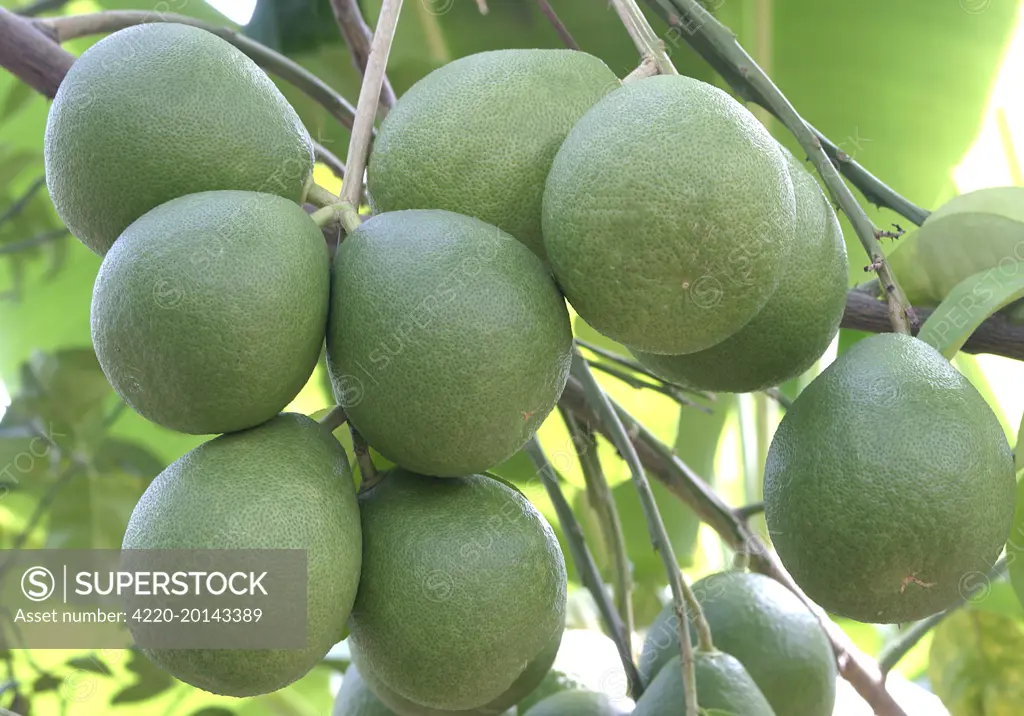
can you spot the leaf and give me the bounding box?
[929,610,1024,715]
[45,469,144,550]
[917,265,1024,359]
[0,82,33,122]
[247,0,339,54]
[968,582,1024,621]
[110,650,174,704]
[190,709,235,716]
[32,672,60,693]
[93,438,165,481]
[65,655,113,676]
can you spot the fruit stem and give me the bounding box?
[340,0,404,209]
[310,201,362,234]
[876,555,1007,677]
[608,0,677,76]
[650,0,916,335]
[623,57,659,83]
[306,181,341,209]
[523,435,645,699]
[569,353,710,712]
[327,0,397,114]
[350,425,381,490]
[318,404,349,433]
[559,407,636,644]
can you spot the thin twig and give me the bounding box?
[523,436,643,699]
[735,501,764,521]
[574,339,714,402]
[318,404,348,433]
[533,0,579,50]
[36,12,358,130]
[570,354,711,713]
[0,228,69,256]
[559,377,908,716]
[350,425,379,490]
[559,407,635,641]
[306,183,339,209]
[651,0,914,334]
[624,56,658,82]
[313,141,346,180]
[609,0,676,75]
[328,0,397,112]
[588,361,711,413]
[0,177,45,230]
[340,0,403,209]
[877,556,1008,677]
[762,387,792,409]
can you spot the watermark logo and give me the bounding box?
[21,566,55,602]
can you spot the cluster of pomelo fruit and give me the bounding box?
[42,14,1020,716]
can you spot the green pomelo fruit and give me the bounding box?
[334,665,397,716]
[632,652,775,716]
[348,469,567,711]
[638,571,836,716]
[632,152,848,391]
[326,210,572,476]
[122,414,362,696]
[91,190,328,435]
[887,186,1024,306]
[350,629,556,716]
[44,23,313,255]
[764,333,1014,623]
[542,74,796,355]
[367,49,618,257]
[514,667,584,714]
[521,690,615,716]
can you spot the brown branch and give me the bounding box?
[328,0,397,112]
[534,0,579,50]
[843,290,1024,361]
[560,377,907,716]
[0,7,73,97]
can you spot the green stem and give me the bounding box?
[317,404,348,433]
[559,407,635,640]
[574,339,713,402]
[523,436,643,698]
[569,352,710,713]
[310,201,361,233]
[306,182,339,209]
[350,426,380,490]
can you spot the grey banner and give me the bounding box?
[0,549,307,649]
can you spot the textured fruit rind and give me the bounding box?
[632,151,847,391]
[326,209,572,477]
[367,49,619,257]
[637,571,836,716]
[347,470,567,711]
[543,74,796,355]
[632,652,775,716]
[887,187,1024,305]
[763,333,1015,623]
[520,690,616,716]
[45,23,313,255]
[91,191,329,435]
[122,414,362,697]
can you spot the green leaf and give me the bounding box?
[929,610,1024,715]
[190,709,235,716]
[968,582,1024,622]
[31,672,59,693]
[65,655,113,676]
[917,265,1024,359]
[110,650,174,704]
[0,82,33,122]
[45,469,144,550]
[93,438,165,481]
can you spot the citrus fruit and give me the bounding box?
[632,651,774,715]
[350,630,556,716]
[542,74,796,354]
[638,571,836,716]
[632,151,847,391]
[121,414,362,696]
[764,333,1015,623]
[44,23,312,255]
[514,666,584,714]
[348,469,567,711]
[91,190,328,435]
[325,210,572,476]
[521,690,615,716]
[366,49,618,257]
[334,665,397,716]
